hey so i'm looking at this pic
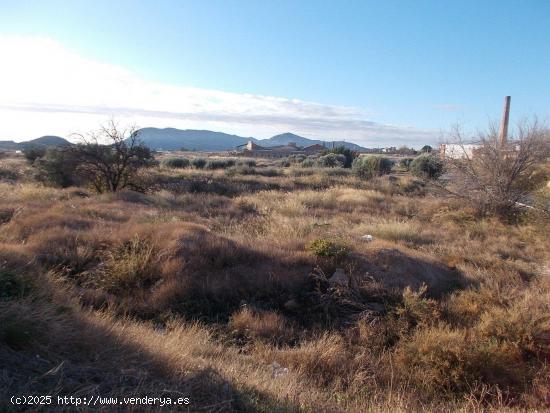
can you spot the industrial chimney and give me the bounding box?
[498,96,511,147]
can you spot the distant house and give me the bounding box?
[237,140,326,158]
[439,143,481,159]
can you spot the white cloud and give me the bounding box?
[0,36,437,146]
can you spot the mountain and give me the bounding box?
[0,141,19,150]
[134,128,253,151]
[261,132,366,151]
[134,128,367,151]
[19,136,72,148]
[0,136,72,151]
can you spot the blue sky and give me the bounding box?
[0,0,549,146]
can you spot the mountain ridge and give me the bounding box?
[1,129,368,152]
[132,128,367,151]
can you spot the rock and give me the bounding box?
[361,234,374,242]
[284,299,299,310]
[328,268,348,287]
[270,361,289,378]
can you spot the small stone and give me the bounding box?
[270,361,289,378]
[361,234,374,242]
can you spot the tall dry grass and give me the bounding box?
[1,154,548,411]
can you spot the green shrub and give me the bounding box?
[191,157,206,168]
[162,157,190,168]
[399,157,414,170]
[410,154,444,179]
[288,154,306,163]
[327,146,358,168]
[34,147,80,187]
[352,156,393,179]
[301,158,315,168]
[23,146,47,163]
[205,159,236,169]
[307,238,348,259]
[317,153,346,168]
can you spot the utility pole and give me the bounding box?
[498,96,511,147]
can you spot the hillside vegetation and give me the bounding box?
[0,148,549,412]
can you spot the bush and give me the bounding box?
[288,154,306,163]
[162,157,190,168]
[278,159,291,167]
[352,156,393,179]
[191,157,207,169]
[327,146,358,168]
[444,121,550,220]
[22,146,47,163]
[399,157,414,170]
[317,153,346,168]
[205,159,236,170]
[307,238,348,259]
[34,147,80,187]
[301,157,316,168]
[236,158,256,167]
[410,154,444,179]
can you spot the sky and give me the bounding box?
[0,0,549,147]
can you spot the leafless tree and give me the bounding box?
[442,120,550,220]
[71,119,154,193]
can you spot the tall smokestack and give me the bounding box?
[499,96,511,147]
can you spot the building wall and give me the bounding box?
[440,143,480,159]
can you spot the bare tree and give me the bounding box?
[71,120,154,193]
[442,120,550,220]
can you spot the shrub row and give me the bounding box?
[162,157,256,170]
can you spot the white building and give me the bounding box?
[439,143,481,159]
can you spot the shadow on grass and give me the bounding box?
[0,296,301,413]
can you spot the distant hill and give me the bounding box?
[261,132,366,151]
[0,136,72,151]
[20,136,72,148]
[133,128,367,151]
[0,141,19,150]
[134,128,253,151]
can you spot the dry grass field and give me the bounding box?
[1,152,549,412]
